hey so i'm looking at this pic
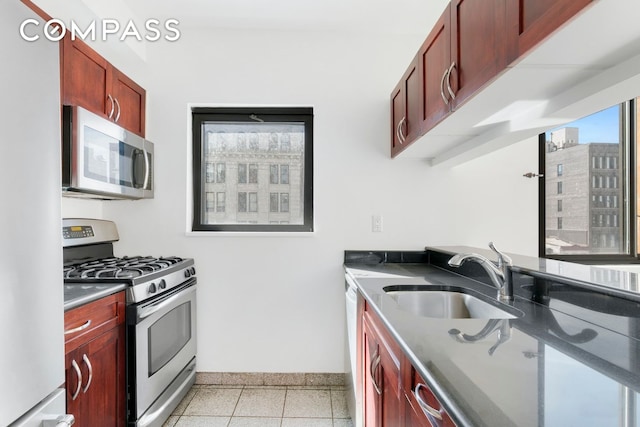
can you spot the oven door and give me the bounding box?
[130,280,197,421]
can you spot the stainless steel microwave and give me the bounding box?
[62,105,154,200]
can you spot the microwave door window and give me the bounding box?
[84,127,115,184]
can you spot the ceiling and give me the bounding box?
[87,0,449,35]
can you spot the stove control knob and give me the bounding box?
[148,283,157,294]
[184,269,191,278]
[190,267,196,275]
[158,279,167,290]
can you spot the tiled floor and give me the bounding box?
[164,385,354,427]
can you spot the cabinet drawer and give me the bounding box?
[64,291,125,352]
[407,366,456,427]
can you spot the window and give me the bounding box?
[540,100,634,260]
[192,107,314,232]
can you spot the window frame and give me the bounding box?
[192,107,314,232]
[538,100,637,263]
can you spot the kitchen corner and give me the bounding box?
[345,247,640,426]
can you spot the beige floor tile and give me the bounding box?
[333,418,354,427]
[175,416,230,427]
[172,388,198,416]
[282,418,334,427]
[228,417,282,427]
[331,389,350,418]
[162,415,179,427]
[283,389,332,418]
[183,388,242,416]
[233,388,286,417]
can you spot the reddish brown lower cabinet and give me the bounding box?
[404,367,457,427]
[363,308,403,426]
[362,299,457,427]
[64,292,126,427]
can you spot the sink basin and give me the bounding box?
[383,285,520,319]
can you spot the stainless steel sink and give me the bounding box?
[383,286,520,319]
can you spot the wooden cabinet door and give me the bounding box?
[65,326,126,427]
[506,0,592,64]
[404,367,457,427]
[418,5,451,134]
[112,68,146,137]
[363,320,381,426]
[379,345,402,426]
[391,82,405,157]
[449,0,507,109]
[363,311,403,426]
[391,59,421,157]
[61,36,109,116]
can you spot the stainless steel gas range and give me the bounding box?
[63,218,197,427]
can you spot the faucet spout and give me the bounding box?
[447,242,514,302]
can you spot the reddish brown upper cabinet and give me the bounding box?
[391,58,421,157]
[391,0,508,157]
[64,292,126,427]
[506,0,593,64]
[448,0,507,109]
[418,6,451,136]
[61,36,146,137]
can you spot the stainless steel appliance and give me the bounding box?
[62,219,196,427]
[2,2,74,426]
[62,105,154,200]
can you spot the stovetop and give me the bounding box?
[64,256,187,280]
[64,255,196,304]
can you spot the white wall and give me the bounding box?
[62,27,539,373]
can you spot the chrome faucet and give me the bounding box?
[448,242,514,302]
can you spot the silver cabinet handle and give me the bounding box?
[64,320,91,335]
[396,120,403,145]
[414,383,443,423]
[440,68,450,105]
[114,98,121,122]
[82,354,93,393]
[107,94,115,119]
[399,117,406,144]
[70,359,82,401]
[446,62,457,101]
[370,351,382,395]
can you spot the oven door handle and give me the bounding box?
[138,285,196,321]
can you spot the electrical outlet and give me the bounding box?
[372,215,383,232]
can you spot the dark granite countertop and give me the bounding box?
[345,249,640,427]
[64,283,127,311]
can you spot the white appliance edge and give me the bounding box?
[1,2,66,425]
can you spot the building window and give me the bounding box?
[238,192,247,212]
[238,164,247,184]
[216,192,225,212]
[192,107,314,232]
[249,164,258,184]
[540,100,634,259]
[205,192,215,211]
[280,193,289,212]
